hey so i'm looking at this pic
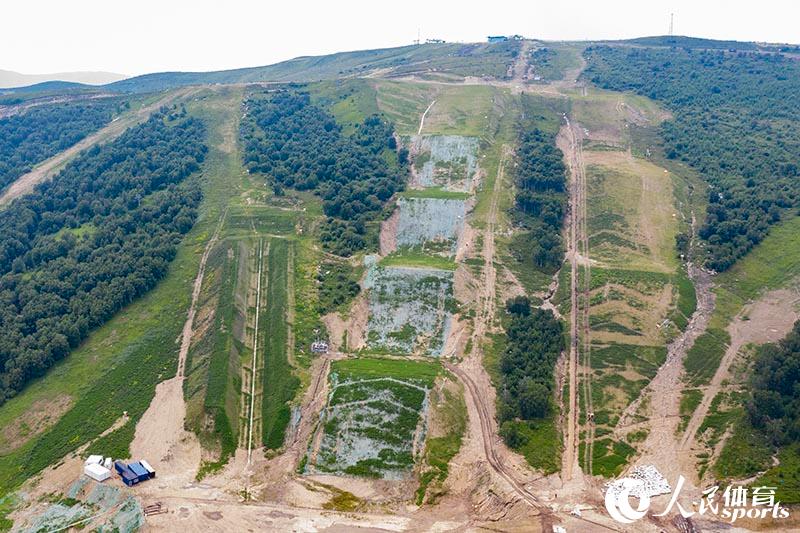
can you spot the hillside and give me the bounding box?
[3,33,800,533]
[105,41,521,92]
[0,69,126,89]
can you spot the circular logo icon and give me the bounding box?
[605,478,651,524]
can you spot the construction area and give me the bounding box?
[4,40,800,533]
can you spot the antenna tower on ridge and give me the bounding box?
[669,13,674,36]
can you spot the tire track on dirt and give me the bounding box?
[559,116,591,479]
[444,362,540,508]
[448,147,542,508]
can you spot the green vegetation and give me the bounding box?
[241,90,405,256]
[0,495,14,531]
[713,416,773,480]
[108,42,521,93]
[0,99,122,190]
[679,389,703,433]
[192,242,242,469]
[708,215,800,480]
[584,45,800,270]
[262,238,299,449]
[416,378,467,504]
[224,206,297,235]
[669,270,697,330]
[311,357,439,478]
[321,485,362,512]
[583,438,636,477]
[495,298,564,470]
[500,417,561,474]
[748,322,800,447]
[752,444,800,504]
[683,329,730,386]
[529,46,581,81]
[379,250,457,271]
[399,188,470,200]
[317,260,362,315]
[0,109,206,404]
[0,300,182,490]
[509,119,566,275]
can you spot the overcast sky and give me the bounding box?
[4,0,799,76]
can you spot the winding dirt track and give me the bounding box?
[417,99,436,135]
[444,147,545,510]
[444,362,540,508]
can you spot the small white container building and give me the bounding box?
[84,455,104,466]
[139,459,156,478]
[84,463,111,482]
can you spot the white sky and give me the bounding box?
[4,0,799,76]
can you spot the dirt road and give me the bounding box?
[446,147,546,510]
[680,286,800,452]
[0,88,194,207]
[417,99,436,135]
[558,116,589,480]
[444,363,540,508]
[623,262,715,485]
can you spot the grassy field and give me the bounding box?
[569,89,688,472]
[584,153,679,273]
[683,215,800,388]
[529,44,583,81]
[375,81,500,138]
[420,85,497,137]
[184,239,245,472]
[399,188,471,200]
[261,238,300,449]
[373,80,437,136]
[379,249,457,271]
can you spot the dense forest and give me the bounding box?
[748,320,800,446]
[510,128,567,274]
[0,99,122,191]
[240,90,404,256]
[0,108,207,403]
[497,297,564,443]
[583,46,800,270]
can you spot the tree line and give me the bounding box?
[497,297,564,447]
[0,99,122,191]
[510,127,567,274]
[583,45,800,271]
[240,90,405,256]
[0,108,207,403]
[748,320,800,446]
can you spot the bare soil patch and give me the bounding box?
[0,394,71,454]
